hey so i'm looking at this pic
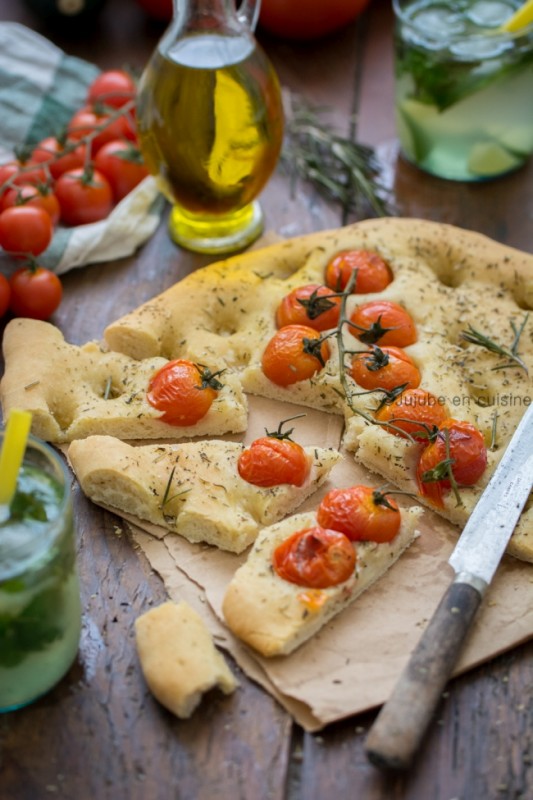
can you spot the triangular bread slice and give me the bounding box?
[222,507,422,656]
[68,435,342,553]
[0,318,247,443]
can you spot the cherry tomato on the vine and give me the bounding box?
[317,484,401,543]
[94,140,149,202]
[261,324,330,387]
[9,266,62,320]
[374,388,449,440]
[0,206,53,257]
[86,70,136,110]
[2,184,61,226]
[0,273,10,318]
[325,249,393,294]
[350,345,421,392]
[31,136,88,180]
[416,418,488,507]
[67,106,135,155]
[275,284,341,331]
[272,526,356,588]
[147,359,222,426]
[349,299,417,347]
[54,167,113,226]
[238,436,310,487]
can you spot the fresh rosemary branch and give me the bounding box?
[281,91,391,219]
[461,314,529,374]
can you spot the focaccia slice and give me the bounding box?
[222,506,422,656]
[68,435,342,553]
[0,318,247,443]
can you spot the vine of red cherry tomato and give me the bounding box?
[0,69,149,321]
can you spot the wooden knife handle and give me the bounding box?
[365,580,483,771]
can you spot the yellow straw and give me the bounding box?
[501,0,533,31]
[0,409,32,506]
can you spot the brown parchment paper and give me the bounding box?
[89,394,533,731]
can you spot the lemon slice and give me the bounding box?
[501,0,533,32]
[467,142,522,176]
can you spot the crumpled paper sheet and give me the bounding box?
[0,22,164,275]
[95,395,533,732]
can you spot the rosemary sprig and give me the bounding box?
[281,91,391,219]
[461,314,529,374]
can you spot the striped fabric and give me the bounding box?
[0,22,164,275]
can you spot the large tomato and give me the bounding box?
[259,0,371,41]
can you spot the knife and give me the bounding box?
[365,403,533,771]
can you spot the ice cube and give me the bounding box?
[467,1,517,28]
[411,5,466,40]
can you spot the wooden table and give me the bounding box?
[1,1,532,798]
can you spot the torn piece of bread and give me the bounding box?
[67,435,342,553]
[222,506,422,657]
[0,318,247,443]
[135,601,237,719]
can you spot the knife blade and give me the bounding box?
[365,403,533,771]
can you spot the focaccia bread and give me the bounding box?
[0,318,248,443]
[67,435,342,553]
[222,506,422,657]
[101,218,533,558]
[135,600,238,719]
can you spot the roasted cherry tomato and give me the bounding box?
[275,284,341,331]
[375,388,449,441]
[349,299,417,347]
[94,140,149,202]
[0,273,10,317]
[147,359,222,426]
[31,136,88,180]
[86,69,136,110]
[325,249,393,294]
[2,184,60,226]
[261,324,330,387]
[317,484,401,543]
[54,167,113,226]
[0,206,53,257]
[238,423,310,487]
[9,265,62,320]
[272,526,356,588]
[416,418,488,507]
[350,345,421,392]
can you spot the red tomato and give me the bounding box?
[349,299,417,347]
[317,485,401,543]
[259,0,371,40]
[261,324,330,387]
[54,168,113,226]
[416,418,488,507]
[0,206,53,257]
[238,436,310,487]
[2,185,60,226]
[0,273,10,317]
[325,249,393,294]
[350,345,421,392]
[87,70,136,110]
[275,284,341,331]
[31,136,87,180]
[0,160,48,193]
[94,140,149,202]
[134,0,172,20]
[0,162,22,199]
[375,388,449,441]
[272,526,356,588]
[147,360,222,426]
[9,266,62,320]
[67,106,135,154]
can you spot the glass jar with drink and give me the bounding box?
[0,433,82,712]
[393,0,533,181]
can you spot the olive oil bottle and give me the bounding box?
[136,1,284,254]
